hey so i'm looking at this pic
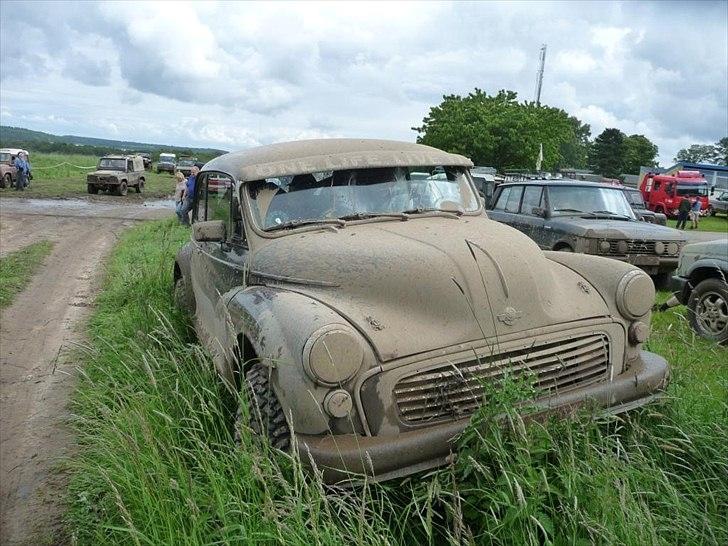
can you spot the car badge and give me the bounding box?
[497,306,523,326]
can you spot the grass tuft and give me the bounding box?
[0,240,54,308]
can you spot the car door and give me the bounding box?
[516,185,546,245]
[190,172,247,376]
[487,185,523,229]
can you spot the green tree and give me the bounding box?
[674,144,717,164]
[712,137,728,165]
[622,134,658,174]
[413,89,587,171]
[589,128,626,178]
[560,117,591,169]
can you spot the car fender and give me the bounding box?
[227,285,373,435]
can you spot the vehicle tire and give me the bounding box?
[709,207,716,216]
[688,277,728,344]
[555,244,573,252]
[118,181,128,196]
[87,183,98,194]
[135,180,144,193]
[173,275,194,315]
[652,272,671,290]
[0,173,10,189]
[235,362,290,451]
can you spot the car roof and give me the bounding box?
[497,180,620,189]
[201,138,473,182]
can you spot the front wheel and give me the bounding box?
[235,362,290,450]
[87,183,98,194]
[688,278,728,344]
[0,173,10,189]
[709,207,716,216]
[135,180,144,193]
[118,181,128,196]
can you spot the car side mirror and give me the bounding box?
[532,207,547,218]
[193,220,226,242]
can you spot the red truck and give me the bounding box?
[639,171,710,218]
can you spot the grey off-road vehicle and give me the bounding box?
[173,139,670,483]
[87,155,145,195]
[672,239,728,344]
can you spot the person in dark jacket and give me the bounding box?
[13,152,31,191]
[675,196,691,229]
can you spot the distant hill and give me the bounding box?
[0,125,227,161]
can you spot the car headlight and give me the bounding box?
[615,270,655,320]
[303,325,364,386]
[667,242,679,255]
[654,241,665,255]
[599,240,611,254]
[617,240,629,254]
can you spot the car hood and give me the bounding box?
[550,217,685,240]
[250,217,610,362]
[89,170,121,177]
[681,239,728,259]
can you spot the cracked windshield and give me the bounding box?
[247,166,478,230]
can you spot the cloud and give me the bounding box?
[0,0,725,165]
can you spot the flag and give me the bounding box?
[536,143,543,171]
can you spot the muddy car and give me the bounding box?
[86,155,145,195]
[176,157,198,177]
[708,190,728,216]
[173,139,669,483]
[139,152,153,170]
[622,187,667,225]
[672,239,728,344]
[488,180,686,282]
[0,149,18,188]
[157,153,176,174]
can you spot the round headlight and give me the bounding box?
[617,240,629,254]
[667,242,679,255]
[303,326,363,386]
[654,241,665,255]
[599,240,611,254]
[616,270,655,319]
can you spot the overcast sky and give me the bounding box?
[1,0,726,166]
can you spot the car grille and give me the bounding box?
[393,333,610,424]
[606,240,660,255]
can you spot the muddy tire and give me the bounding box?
[0,173,10,189]
[118,182,128,196]
[173,275,194,316]
[135,180,144,193]
[87,183,98,194]
[235,362,290,451]
[688,278,728,344]
[652,272,671,290]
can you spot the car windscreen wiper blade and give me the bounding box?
[401,207,463,217]
[338,212,409,221]
[588,210,633,219]
[267,218,346,231]
[554,208,584,213]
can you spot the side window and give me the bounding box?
[520,186,543,215]
[493,186,512,211]
[206,174,233,230]
[653,181,661,192]
[505,185,523,213]
[127,159,133,171]
[194,173,207,222]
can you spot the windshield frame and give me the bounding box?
[240,167,484,239]
[97,158,127,171]
[545,184,637,220]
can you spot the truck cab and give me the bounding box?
[639,171,710,218]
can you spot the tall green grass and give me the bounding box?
[67,219,728,544]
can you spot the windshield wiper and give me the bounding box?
[338,212,409,221]
[267,218,346,231]
[554,208,584,213]
[587,210,633,220]
[402,207,463,218]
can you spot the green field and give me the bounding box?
[0,153,178,199]
[0,240,54,309]
[66,219,727,545]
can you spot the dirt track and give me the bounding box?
[0,198,172,545]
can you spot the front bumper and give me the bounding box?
[297,350,669,483]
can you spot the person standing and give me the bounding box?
[675,196,690,229]
[173,171,187,224]
[12,152,30,191]
[180,166,199,226]
[689,197,702,229]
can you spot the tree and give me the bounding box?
[560,117,591,169]
[589,128,626,178]
[674,144,717,164]
[413,89,588,171]
[712,137,728,165]
[622,134,658,174]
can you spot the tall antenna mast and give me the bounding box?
[534,44,547,106]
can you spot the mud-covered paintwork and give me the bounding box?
[174,139,670,482]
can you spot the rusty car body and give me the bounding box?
[173,139,670,483]
[86,155,146,195]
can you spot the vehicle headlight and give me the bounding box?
[654,241,665,255]
[617,240,629,254]
[615,270,655,320]
[303,326,364,386]
[599,240,611,254]
[667,242,679,255]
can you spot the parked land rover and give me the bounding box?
[488,181,686,283]
[177,157,198,177]
[622,187,667,225]
[173,139,669,482]
[157,152,177,174]
[86,155,145,195]
[708,190,728,217]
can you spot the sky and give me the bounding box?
[0,0,726,166]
